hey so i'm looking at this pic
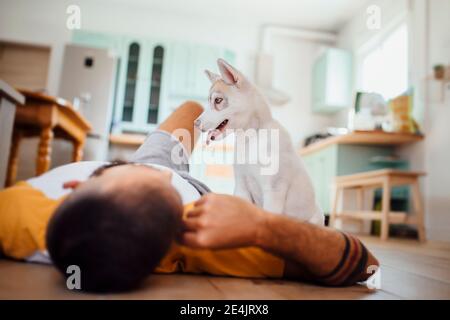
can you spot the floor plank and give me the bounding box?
[0,236,449,299]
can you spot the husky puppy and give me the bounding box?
[195,59,323,224]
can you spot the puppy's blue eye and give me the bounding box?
[214,97,223,104]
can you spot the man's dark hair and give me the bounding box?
[89,159,130,177]
[46,183,182,293]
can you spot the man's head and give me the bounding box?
[46,161,183,292]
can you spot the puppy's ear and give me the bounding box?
[217,59,243,87]
[205,70,221,83]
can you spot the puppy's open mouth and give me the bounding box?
[206,119,229,145]
[215,119,229,132]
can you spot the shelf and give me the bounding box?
[300,130,424,156]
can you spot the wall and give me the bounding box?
[423,0,450,241]
[0,0,338,181]
[0,0,261,180]
[0,0,259,95]
[270,35,337,147]
[335,0,450,241]
[334,0,409,127]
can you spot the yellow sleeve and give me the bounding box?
[155,202,285,278]
[0,181,62,259]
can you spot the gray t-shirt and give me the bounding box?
[129,130,211,195]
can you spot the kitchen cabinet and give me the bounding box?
[72,31,122,51]
[72,30,235,134]
[300,131,423,214]
[312,48,352,114]
[168,43,235,100]
[113,38,168,132]
[302,144,408,214]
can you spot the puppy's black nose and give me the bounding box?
[194,119,201,128]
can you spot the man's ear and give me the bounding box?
[63,180,82,190]
[217,58,243,87]
[161,169,173,181]
[205,70,221,83]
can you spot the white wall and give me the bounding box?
[0,0,259,95]
[270,36,336,147]
[0,0,337,151]
[336,0,450,241]
[0,0,261,179]
[423,0,450,241]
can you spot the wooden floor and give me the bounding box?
[0,236,449,299]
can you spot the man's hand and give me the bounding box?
[181,193,266,249]
[180,193,379,286]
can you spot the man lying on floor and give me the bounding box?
[0,101,379,293]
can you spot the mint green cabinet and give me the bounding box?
[168,43,235,100]
[302,146,337,211]
[312,48,352,114]
[72,30,235,134]
[168,43,192,98]
[302,144,408,214]
[72,31,122,51]
[105,37,169,133]
[71,31,154,132]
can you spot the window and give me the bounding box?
[359,23,408,100]
[122,42,140,122]
[147,45,164,124]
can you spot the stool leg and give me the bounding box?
[329,185,341,228]
[381,178,391,241]
[411,181,426,242]
[356,187,365,232]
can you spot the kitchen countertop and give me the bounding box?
[299,130,424,156]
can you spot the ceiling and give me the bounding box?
[103,0,370,32]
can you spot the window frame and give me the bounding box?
[355,14,409,100]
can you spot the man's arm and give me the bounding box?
[182,193,379,286]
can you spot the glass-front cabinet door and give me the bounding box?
[121,41,140,123]
[116,39,167,133]
[72,30,235,134]
[147,45,164,124]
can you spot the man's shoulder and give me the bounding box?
[27,161,108,199]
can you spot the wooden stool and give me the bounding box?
[329,169,426,241]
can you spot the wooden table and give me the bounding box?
[6,89,91,186]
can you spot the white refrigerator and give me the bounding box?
[59,44,117,161]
